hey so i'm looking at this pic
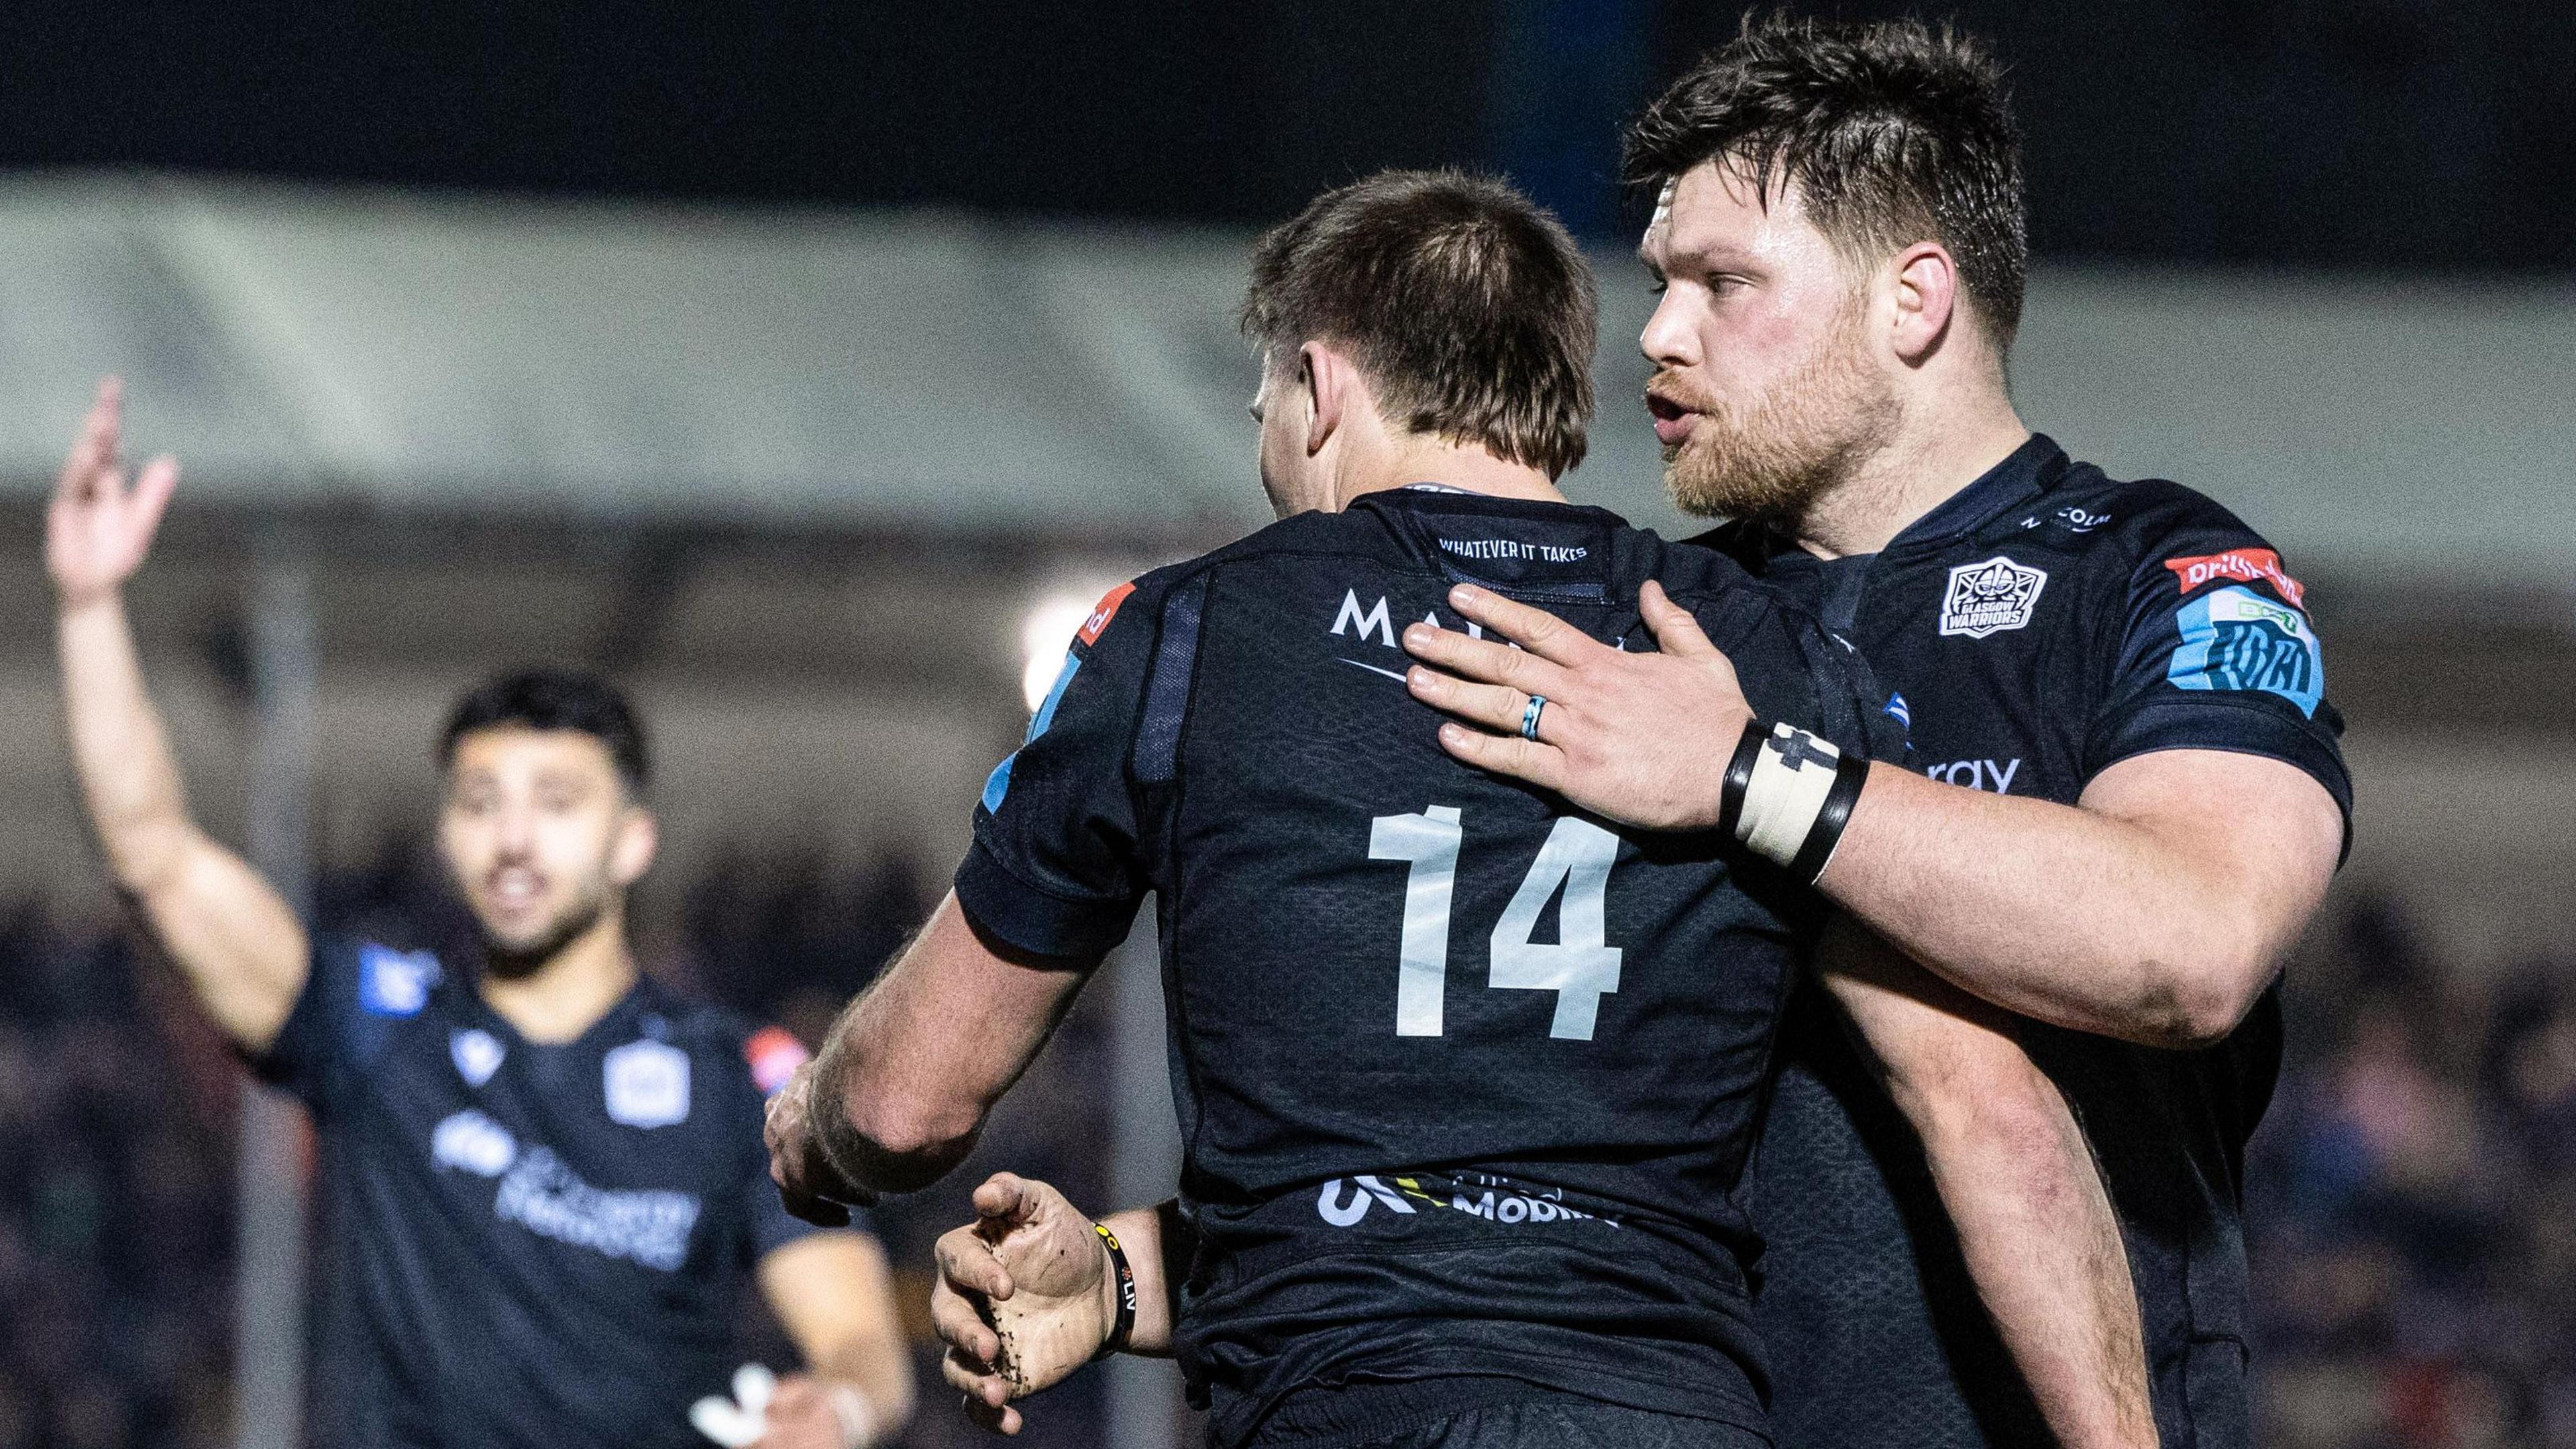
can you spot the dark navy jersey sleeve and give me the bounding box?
[2086,496,2353,826]
[954,577,1166,960]
[254,936,445,1113]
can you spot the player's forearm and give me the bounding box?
[810,896,1088,1196]
[56,592,307,1048]
[1821,763,2276,1047]
[58,593,202,892]
[1902,1048,2156,1449]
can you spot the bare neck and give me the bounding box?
[479,908,641,1044]
[1335,437,1565,511]
[1793,381,2033,560]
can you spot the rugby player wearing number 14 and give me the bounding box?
[771,171,2153,1448]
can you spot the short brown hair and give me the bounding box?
[1241,169,1597,479]
[1625,16,2027,348]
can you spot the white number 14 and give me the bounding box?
[1367,807,1624,1041]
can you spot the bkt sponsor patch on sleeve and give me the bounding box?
[2167,584,2324,716]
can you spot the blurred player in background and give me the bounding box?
[46,379,914,1449]
[1397,19,2351,1449]
[774,170,2152,1449]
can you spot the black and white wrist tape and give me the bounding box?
[1717,719,1872,883]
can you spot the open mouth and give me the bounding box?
[1646,390,1698,447]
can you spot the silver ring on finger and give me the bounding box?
[1520,694,1548,741]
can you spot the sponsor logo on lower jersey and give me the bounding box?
[1313,1169,1621,1230]
[2164,547,2306,608]
[1939,557,2049,639]
[2167,585,2325,717]
[431,1108,704,1271]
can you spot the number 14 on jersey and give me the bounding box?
[1368,806,1623,1041]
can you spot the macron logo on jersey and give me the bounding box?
[358,945,440,1016]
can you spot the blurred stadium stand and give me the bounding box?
[0,173,2562,1447]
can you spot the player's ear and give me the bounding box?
[609,804,658,887]
[1300,341,1346,457]
[1888,241,1957,365]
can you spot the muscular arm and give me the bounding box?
[1821,747,2339,1046]
[770,893,1091,1212]
[757,1232,917,1444]
[51,381,307,1053]
[1407,580,2341,1048]
[1818,917,2155,1449]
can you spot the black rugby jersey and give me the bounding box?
[256,933,830,1448]
[1703,435,2352,1449]
[955,488,1907,1448]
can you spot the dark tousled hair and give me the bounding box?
[437,666,650,794]
[1241,168,1597,479]
[1625,15,2028,348]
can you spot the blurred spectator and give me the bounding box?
[2253,894,2576,1449]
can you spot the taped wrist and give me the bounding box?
[1717,719,1871,883]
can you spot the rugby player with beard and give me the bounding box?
[1401,19,2351,1449]
[47,380,914,1449]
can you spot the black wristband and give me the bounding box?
[1092,1222,1138,1359]
[1786,751,1871,884]
[1715,717,1769,840]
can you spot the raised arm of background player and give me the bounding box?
[770,900,2154,1448]
[52,382,917,1449]
[1405,581,2344,1050]
[49,378,310,1052]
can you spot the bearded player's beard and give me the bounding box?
[1656,305,1901,525]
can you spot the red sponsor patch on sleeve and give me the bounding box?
[745,1026,810,1097]
[2163,548,2305,609]
[1077,581,1138,646]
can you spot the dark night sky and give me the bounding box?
[2,0,2568,268]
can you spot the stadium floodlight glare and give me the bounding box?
[1021,589,1114,714]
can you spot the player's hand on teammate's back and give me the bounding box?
[48,377,178,609]
[1403,581,1754,830]
[931,1173,1116,1436]
[764,1062,856,1228]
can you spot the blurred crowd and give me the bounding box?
[2251,899,2576,1449]
[0,854,2564,1449]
